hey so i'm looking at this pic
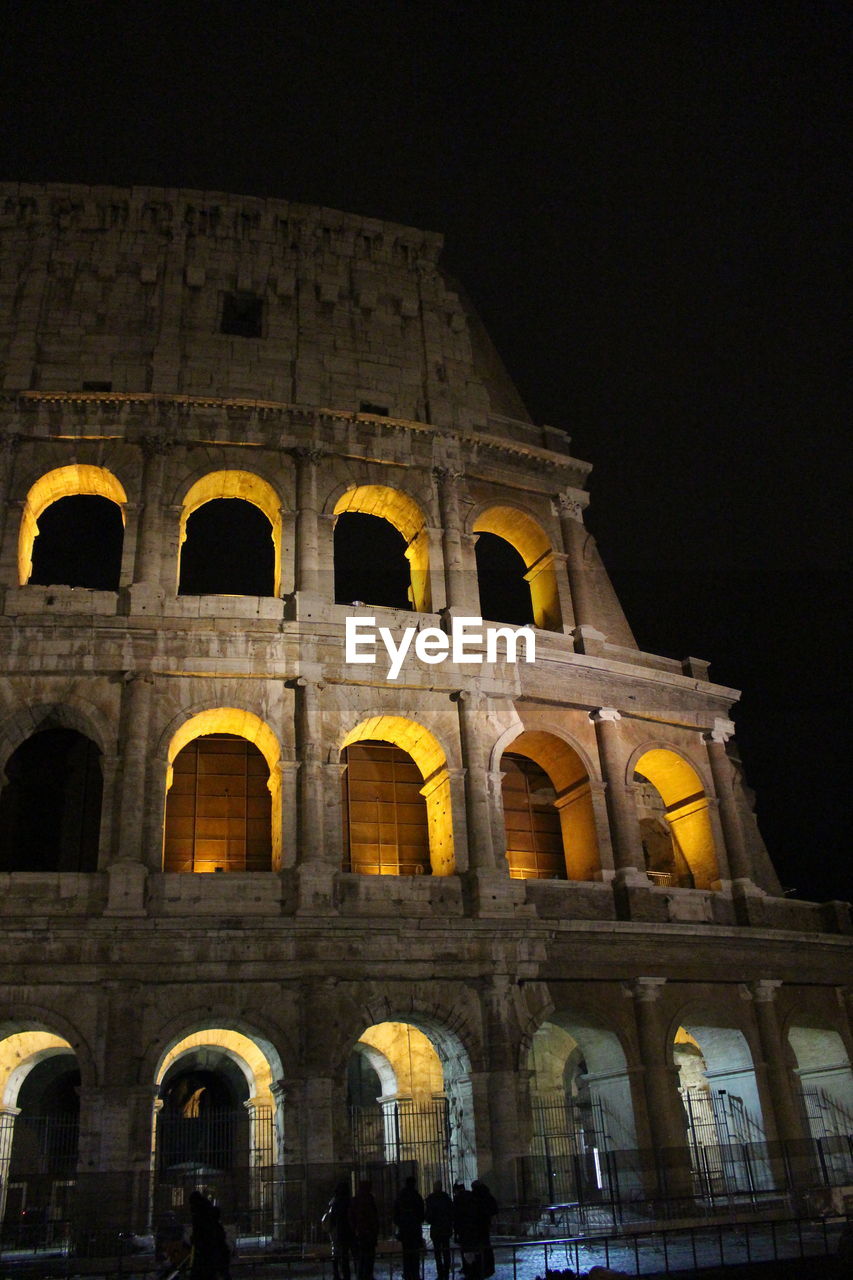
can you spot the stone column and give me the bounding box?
[0,436,16,587]
[480,975,526,1205]
[295,677,336,912]
[75,1085,159,1239]
[703,718,755,887]
[434,466,479,616]
[106,673,154,913]
[455,691,496,872]
[131,436,168,595]
[589,708,646,881]
[292,447,325,599]
[555,492,601,647]
[629,978,693,1198]
[750,980,812,1187]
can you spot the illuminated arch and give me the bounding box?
[498,729,600,881]
[473,505,561,630]
[164,708,281,870]
[333,484,431,611]
[178,471,282,595]
[341,716,453,874]
[631,746,719,889]
[18,465,127,585]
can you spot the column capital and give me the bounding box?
[291,445,326,465]
[704,717,736,744]
[432,465,464,486]
[626,976,668,1002]
[552,491,588,522]
[590,706,622,724]
[751,978,783,1003]
[138,433,170,458]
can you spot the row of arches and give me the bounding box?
[0,708,719,887]
[15,465,562,628]
[2,1004,851,1236]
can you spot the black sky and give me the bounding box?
[1,0,849,901]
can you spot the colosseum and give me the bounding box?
[0,183,850,1248]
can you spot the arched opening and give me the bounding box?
[153,1028,282,1238]
[633,748,719,889]
[18,465,127,588]
[0,728,103,872]
[177,472,282,597]
[500,731,600,881]
[347,1019,476,1211]
[163,710,281,872]
[340,717,454,876]
[788,1020,853,1185]
[0,1030,80,1247]
[341,742,430,876]
[674,1021,769,1198]
[526,1014,638,1214]
[473,506,561,631]
[333,486,431,612]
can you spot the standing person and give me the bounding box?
[470,1182,498,1280]
[349,1180,380,1280]
[392,1174,425,1280]
[326,1179,354,1280]
[188,1190,231,1280]
[451,1183,480,1280]
[424,1181,453,1280]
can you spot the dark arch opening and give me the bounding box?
[8,1053,81,1180]
[158,1053,249,1174]
[0,728,103,872]
[179,499,274,596]
[334,512,412,610]
[29,495,123,590]
[475,532,534,625]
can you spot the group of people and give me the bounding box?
[325,1176,498,1280]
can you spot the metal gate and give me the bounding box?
[530,1092,616,1206]
[153,1105,275,1235]
[681,1088,766,1197]
[350,1097,452,1192]
[800,1086,853,1186]
[0,1112,79,1247]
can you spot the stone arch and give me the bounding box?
[161,706,282,870]
[330,483,432,611]
[786,1013,853,1148]
[17,464,128,585]
[340,715,454,875]
[0,698,115,774]
[495,726,601,881]
[0,1008,95,1090]
[471,503,561,631]
[176,470,283,596]
[627,742,719,889]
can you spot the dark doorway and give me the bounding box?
[178,499,275,596]
[0,728,103,872]
[29,495,123,590]
[334,513,412,609]
[341,741,430,876]
[475,532,534,625]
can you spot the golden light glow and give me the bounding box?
[18,465,128,585]
[178,471,282,595]
[473,506,561,630]
[0,1031,72,1108]
[333,485,431,611]
[164,708,281,869]
[635,748,719,888]
[156,1028,274,1102]
[341,716,454,874]
[503,731,600,880]
[359,1023,443,1101]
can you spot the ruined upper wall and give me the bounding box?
[0,183,533,433]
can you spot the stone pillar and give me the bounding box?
[295,677,336,911]
[293,447,325,599]
[629,978,693,1200]
[130,436,168,602]
[0,436,16,592]
[434,466,479,616]
[555,493,602,648]
[106,674,154,913]
[589,708,646,881]
[456,691,496,872]
[75,1085,158,1240]
[750,980,812,1188]
[480,976,526,1204]
[703,719,756,887]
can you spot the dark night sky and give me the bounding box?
[1,0,849,901]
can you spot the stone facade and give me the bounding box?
[0,184,850,1240]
